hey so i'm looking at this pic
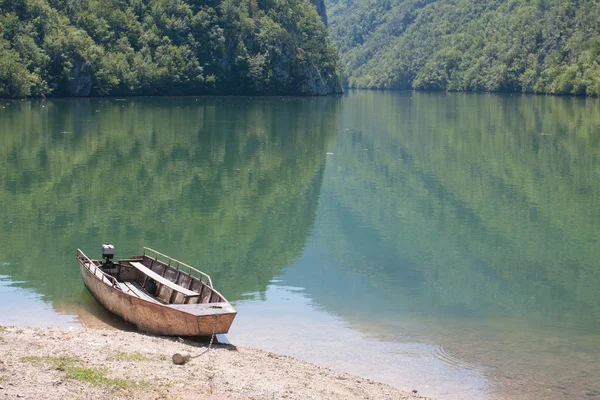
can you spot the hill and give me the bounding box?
[0,0,342,97]
[327,0,600,95]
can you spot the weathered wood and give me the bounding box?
[76,248,237,336]
[142,247,213,288]
[121,281,161,304]
[169,302,236,316]
[172,351,191,365]
[130,261,196,296]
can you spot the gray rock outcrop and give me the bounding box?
[68,58,92,97]
[311,0,328,26]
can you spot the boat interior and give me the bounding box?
[78,248,226,306]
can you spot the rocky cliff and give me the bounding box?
[0,0,342,97]
[311,0,329,26]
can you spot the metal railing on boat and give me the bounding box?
[76,248,120,288]
[143,247,213,288]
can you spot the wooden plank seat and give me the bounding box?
[121,281,161,304]
[129,261,196,297]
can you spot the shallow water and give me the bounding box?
[0,92,599,399]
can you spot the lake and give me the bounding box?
[0,91,599,399]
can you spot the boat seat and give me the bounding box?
[121,281,161,304]
[129,261,196,296]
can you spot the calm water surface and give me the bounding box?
[1,92,599,399]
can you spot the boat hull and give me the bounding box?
[78,262,236,336]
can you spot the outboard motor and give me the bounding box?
[101,244,115,268]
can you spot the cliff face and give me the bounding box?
[306,0,342,93]
[311,0,329,26]
[0,0,342,97]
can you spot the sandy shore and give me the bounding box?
[0,326,428,400]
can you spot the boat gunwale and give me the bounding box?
[143,247,213,288]
[76,248,237,336]
[76,248,120,288]
[76,248,233,308]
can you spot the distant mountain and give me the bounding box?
[327,0,600,96]
[0,0,342,97]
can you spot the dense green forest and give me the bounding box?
[0,0,341,97]
[327,0,600,95]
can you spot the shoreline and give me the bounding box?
[0,325,428,400]
[2,89,599,101]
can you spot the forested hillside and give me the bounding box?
[327,0,600,96]
[0,0,342,97]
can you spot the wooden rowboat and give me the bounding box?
[76,246,236,336]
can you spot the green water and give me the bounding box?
[0,92,599,399]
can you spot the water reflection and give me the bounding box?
[54,289,137,331]
[0,96,337,304]
[275,91,600,399]
[0,275,77,327]
[1,92,599,399]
